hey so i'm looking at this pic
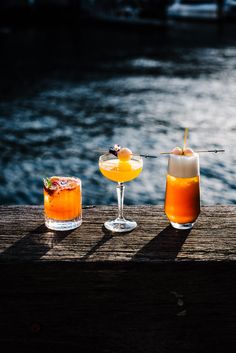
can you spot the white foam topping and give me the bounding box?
[168,153,199,178]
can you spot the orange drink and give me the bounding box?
[165,174,200,224]
[99,158,143,183]
[44,176,82,231]
[99,147,143,232]
[164,153,200,230]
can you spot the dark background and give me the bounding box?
[0,0,236,205]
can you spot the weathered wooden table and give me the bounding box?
[0,205,235,353]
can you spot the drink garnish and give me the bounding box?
[43,177,60,190]
[171,147,183,155]
[184,147,194,156]
[43,177,52,189]
[106,143,225,159]
[171,146,194,156]
[162,128,224,156]
[160,149,225,155]
[118,147,132,161]
[107,144,156,158]
[109,145,133,161]
[109,144,121,157]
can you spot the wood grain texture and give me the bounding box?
[0,206,235,352]
[0,205,236,262]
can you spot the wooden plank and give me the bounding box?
[0,205,236,262]
[0,206,236,352]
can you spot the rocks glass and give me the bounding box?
[44,176,82,231]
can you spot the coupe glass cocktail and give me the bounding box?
[164,151,200,230]
[99,147,143,232]
[44,176,82,231]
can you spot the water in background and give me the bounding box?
[0,24,236,205]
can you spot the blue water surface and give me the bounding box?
[0,24,236,205]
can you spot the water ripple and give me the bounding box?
[0,28,236,205]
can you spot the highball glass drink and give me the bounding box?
[164,153,200,230]
[44,176,82,231]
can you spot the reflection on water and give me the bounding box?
[0,25,236,205]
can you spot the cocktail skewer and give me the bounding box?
[194,149,225,153]
[138,154,158,158]
[95,149,225,158]
[159,149,225,155]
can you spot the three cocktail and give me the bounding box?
[44,176,82,231]
[99,145,143,232]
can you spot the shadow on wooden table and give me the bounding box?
[80,227,113,260]
[132,225,191,261]
[0,224,75,261]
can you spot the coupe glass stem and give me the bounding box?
[116,182,125,220]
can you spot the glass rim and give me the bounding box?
[45,175,81,179]
[43,176,82,186]
[99,153,143,161]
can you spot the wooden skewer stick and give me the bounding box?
[183,127,188,150]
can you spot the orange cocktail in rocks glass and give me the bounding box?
[44,176,82,231]
[99,145,143,233]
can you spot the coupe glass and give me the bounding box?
[99,153,143,232]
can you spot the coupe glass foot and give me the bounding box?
[104,218,137,233]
